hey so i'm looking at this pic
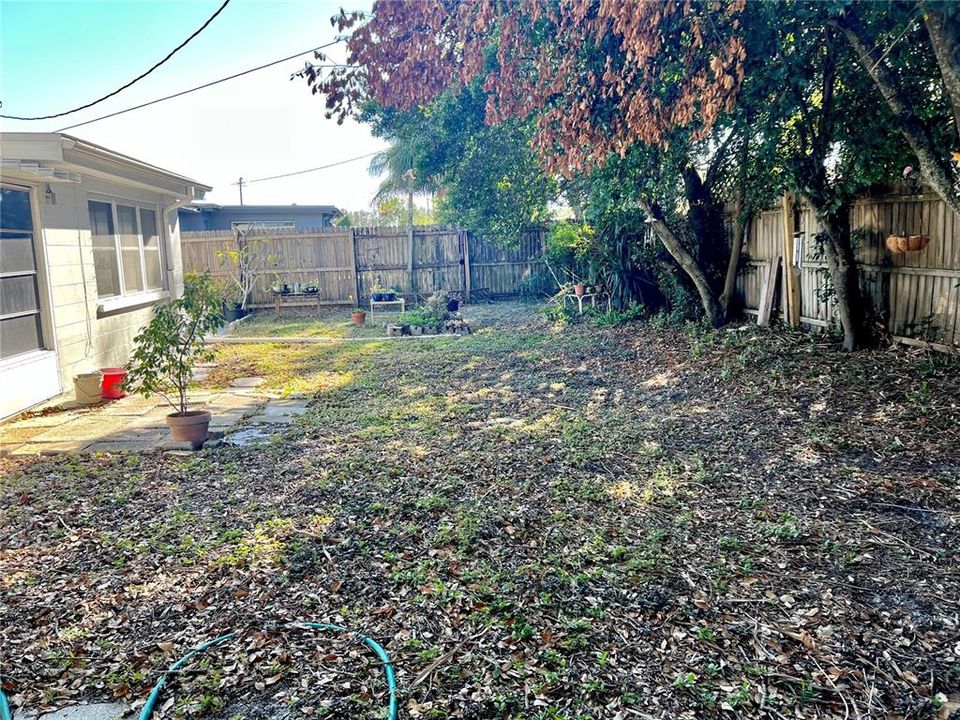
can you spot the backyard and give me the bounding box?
[2,303,959,719]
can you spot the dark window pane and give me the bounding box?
[0,187,33,231]
[0,313,42,358]
[0,230,37,273]
[0,275,40,316]
[140,209,158,247]
[88,200,115,237]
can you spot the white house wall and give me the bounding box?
[36,175,186,387]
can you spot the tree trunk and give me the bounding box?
[639,199,723,326]
[921,1,960,141]
[804,198,867,351]
[682,164,727,274]
[720,200,749,320]
[839,9,960,218]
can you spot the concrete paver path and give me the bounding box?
[1,384,311,456]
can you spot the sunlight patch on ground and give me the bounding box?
[476,409,564,438]
[790,444,823,466]
[216,518,295,567]
[870,406,892,423]
[606,465,686,505]
[608,479,640,500]
[641,372,676,388]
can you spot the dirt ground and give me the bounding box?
[2,303,959,719]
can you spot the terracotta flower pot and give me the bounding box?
[351,310,366,326]
[166,410,211,449]
[574,283,586,297]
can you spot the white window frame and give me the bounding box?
[1,182,57,363]
[88,195,167,303]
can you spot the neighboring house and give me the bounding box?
[0,132,211,418]
[178,202,341,232]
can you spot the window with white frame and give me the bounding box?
[88,199,164,298]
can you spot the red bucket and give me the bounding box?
[101,367,127,399]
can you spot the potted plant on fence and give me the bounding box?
[211,277,243,323]
[124,273,225,449]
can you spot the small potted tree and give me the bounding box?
[124,273,225,449]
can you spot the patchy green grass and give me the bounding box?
[2,302,959,719]
[230,309,385,339]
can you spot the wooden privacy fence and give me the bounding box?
[736,193,960,349]
[181,225,548,307]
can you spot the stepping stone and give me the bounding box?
[249,399,310,424]
[229,376,265,388]
[224,426,279,446]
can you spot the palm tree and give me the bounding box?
[368,140,441,292]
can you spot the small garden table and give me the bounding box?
[273,291,321,318]
[369,297,406,322]
[564,292,610,315]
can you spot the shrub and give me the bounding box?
[124,273,224,415]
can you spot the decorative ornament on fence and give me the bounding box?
[886,167,931,254]
[885,234,930,253]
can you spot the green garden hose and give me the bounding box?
[0,678,11,720]
[139,622,398,720]
[138,632,237,720]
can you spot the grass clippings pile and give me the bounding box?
[2,304,959,719]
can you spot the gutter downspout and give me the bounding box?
[162,187,196,296]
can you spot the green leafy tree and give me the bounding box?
[745,2,913,350]
[437,119,554,244]
[837,1,960,217]
[359,82,555,244]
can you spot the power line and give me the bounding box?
[2,0,233,121]
[234,151,381,185]
[53,41,344,133]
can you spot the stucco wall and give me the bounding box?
[37,177,184,387]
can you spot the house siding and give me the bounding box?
[36,177,185,391]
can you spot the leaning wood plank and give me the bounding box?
[892,335,958,355]
[757,256,782,327]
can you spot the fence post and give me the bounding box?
[351,228,361,305]
[782,193,801,327]
[462,230,472,302]
[407,225,416,297]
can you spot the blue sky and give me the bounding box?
[0,0,385,208]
